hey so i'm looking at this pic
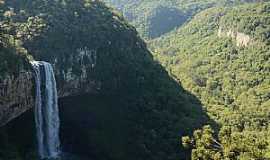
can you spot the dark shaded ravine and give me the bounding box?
[0,76,212,160]
[59,94,134,160]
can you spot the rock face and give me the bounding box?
[0,54,99,126]
[54,47,100,98]
[0,49,100,126]
[0,72,34,126]
[218,28,252,47]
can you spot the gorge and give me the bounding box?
[0,0,269,160]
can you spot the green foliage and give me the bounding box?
[103,0,266,39]
[1,0,208,160]
[0,45,29,79]
[1,0,269,159]
[182,125,270,160]
[0,0,32,79]
[182,126,223,160]
[150,2,270,159]
[0,34,29,81]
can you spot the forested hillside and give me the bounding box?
[104,0,265,39]
[150,2,270,159]
[0,0,270,160]
[0,0,208,160]
[0,0,30,79]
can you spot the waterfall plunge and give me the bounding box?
[31,61,61,159]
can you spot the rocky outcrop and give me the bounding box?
[0,48,101,126]
[55,47,100,97]
[0,0,160,128]
[218,28,252,47]
[0,72,34,126]
[0,45,102,126]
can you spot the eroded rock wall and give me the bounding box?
[218,28,252,47]
[0,72,34,126]
[0,50,100,126]
[56,47,100,97]
[0,48,100,126]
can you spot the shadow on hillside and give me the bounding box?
[0,0,218,159]
[58,51,215,160]
[149,6,189,38]
[0,43,218,160]
[0,49,216,160]
[0,58,215,160]
[0,108,37,159]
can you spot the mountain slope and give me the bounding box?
[0,0,208,159]
[104,0,266,39]
[150,2,270,159]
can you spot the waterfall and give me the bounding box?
[31,61,61,159]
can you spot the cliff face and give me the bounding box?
[0,0,144,125]
[52,48,99,97]
[0,72,33,126]
[13,0,151,96]
[0,0,118,124]
[0,48,100,126]
[0,36,34,126]
[218,28,252,47]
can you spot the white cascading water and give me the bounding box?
[31,61,61,159]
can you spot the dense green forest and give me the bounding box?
[150,2,270,159]
[0,0,206,160]
[104,0,266,39]
[0,0,31,79]
[0,0,269,160]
